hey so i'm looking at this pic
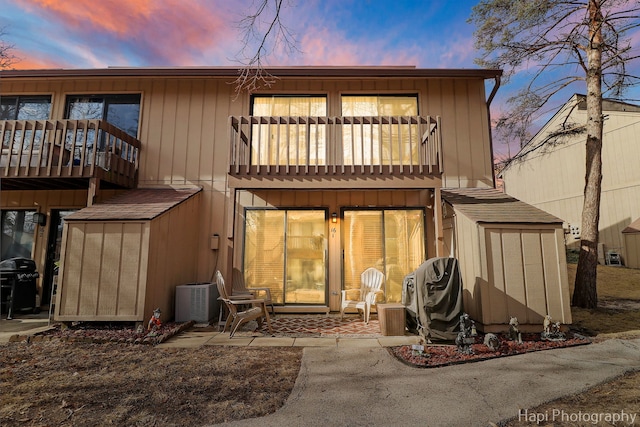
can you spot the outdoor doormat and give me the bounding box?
[252,315,383,337]
[16,321,194,345]
[389,332,591,368]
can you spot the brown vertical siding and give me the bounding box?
[2,74,494,291]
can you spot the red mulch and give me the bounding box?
[29,321,192,345]
[389,333,591,368]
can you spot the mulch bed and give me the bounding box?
[389,332,591,368]
[10,321,194,345]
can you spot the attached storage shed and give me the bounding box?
[54,187,202,324]
[622,218,640,269]
[442,188,572,333]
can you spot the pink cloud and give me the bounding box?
[269,25,420,67]
[17,0,240,66]
[9,48,69,69]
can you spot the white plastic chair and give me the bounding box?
[340,267,385,323]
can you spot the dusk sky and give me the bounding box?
[1,0,639,157]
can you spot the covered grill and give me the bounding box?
[402,257,463,341]
[0,257,39,320]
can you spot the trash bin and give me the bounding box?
[0,257,39,320]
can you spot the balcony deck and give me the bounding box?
[1,120,140,191]
[228,115,443,189]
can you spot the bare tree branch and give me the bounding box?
[231,0,299,97]
[0,26,18,70]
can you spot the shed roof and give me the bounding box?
[622,218,640,234]
[441,188,562,224]
[65,187,201,221]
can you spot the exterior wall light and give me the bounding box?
[33,212,47,226]
[331,213,337,223]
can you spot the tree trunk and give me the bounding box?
[572,0,603,309]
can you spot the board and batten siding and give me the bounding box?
[622,222,640,268]
[449,206,571,332]
[56,221,149,321]
[623,229,640,269]
[2,75,494,286]
[55,191,201,322]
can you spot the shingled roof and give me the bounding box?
[622,218,640,233]
[441,188,562,224]
[65,187,202,221]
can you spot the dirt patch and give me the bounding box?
[389,333,590,368]
[0,340,302,427]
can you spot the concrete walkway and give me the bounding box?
[4,319,640,426]
[159,328,640,427]
[156,327,421,349]
[218,338,640,427]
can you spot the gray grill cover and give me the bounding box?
[402,257,463,341]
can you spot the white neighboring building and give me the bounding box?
[500,94,640,266]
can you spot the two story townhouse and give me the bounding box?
[500,94,640,268]
[0,66,571,332]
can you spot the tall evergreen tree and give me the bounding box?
[469,0,640,308]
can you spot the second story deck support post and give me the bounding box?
[433,187,445,257]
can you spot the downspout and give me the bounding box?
[486,75,501,189]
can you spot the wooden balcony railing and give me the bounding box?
[1,119,140,189]
[229,115,442,177]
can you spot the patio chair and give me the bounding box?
[215,270,273,337]
[232,267,275,316]
[340,267,385,323]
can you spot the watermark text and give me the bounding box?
[518,409,637,425]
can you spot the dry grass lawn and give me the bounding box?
[0,344,302,426]
[503,264,640,426]
[567,264,640,338]
[1,264,639,426]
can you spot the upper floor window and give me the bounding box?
[341,95,419,165]
[0,95,51,120]
[1,96,51,151]
[252,95,326,117]
[250,96,327,165]
[341,95,418,116]
[65,94,141,137]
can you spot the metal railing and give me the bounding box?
[1,119,140,185]
[229,115,442,176]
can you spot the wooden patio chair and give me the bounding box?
[232,267,275,316]
[215,270,273,337]
[340,267,385,323]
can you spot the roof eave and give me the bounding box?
[0,66,503,80]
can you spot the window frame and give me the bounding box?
[64,93,142,138]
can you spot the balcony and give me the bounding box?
[1,120,140,191]
[229,115,442,189]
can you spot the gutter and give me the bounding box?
[486,75,502,190]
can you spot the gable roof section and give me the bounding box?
[442,188,562,224]
[498,94,640,177]
[65,187,201,221]
[622,218,640,234]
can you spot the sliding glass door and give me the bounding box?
[343,209,425,303]
[244,209,327,305]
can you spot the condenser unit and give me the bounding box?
[175,283,219,323]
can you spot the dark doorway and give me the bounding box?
[42,210,76,305]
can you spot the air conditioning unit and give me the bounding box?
[175,283,219,323]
